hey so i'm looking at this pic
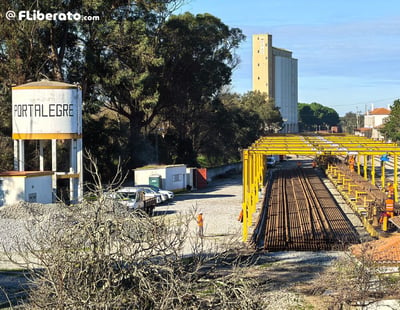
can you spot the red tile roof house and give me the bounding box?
[363,107,391,140]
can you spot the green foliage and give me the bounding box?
[0,135,13,171]
[380,99,400,141]
[193,91,283,167]
[157,12,245,166]
[298,102,339,131]
[340,112,363,134]
[240,91,283,133]
[0,0,254,176]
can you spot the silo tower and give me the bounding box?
[12,80,83,203]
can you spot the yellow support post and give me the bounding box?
[364,196,374,209]
[256,153,262,188]
[260,154,265,190]
[355,191,367,200]
[371,156,375,185]
[253,152,258,210]
[373,205,378,226]
[252,152,258,212]
[242,150,249,242]
[241,134,400,242]
[249,150,255,227]
[381,161,385,191]
[394,155,398,202]
[363,154,368,180]
[382,215,388,232]
[348,183,357,194]
[342,177,351,186]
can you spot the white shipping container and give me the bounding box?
[134,165,187,191]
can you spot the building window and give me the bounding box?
[28,193,37,202]
[173,174,182,183]
[260,38,265,54]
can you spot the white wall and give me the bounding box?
[186,168,195,188]
[0,174,52,206]
[165,166,187,191]
[274,55,298,133]
[0,177,24,206]
[134,165,187,191]
[364,115,374,128]
[134,169,166,186]
[25,175,53,203]
[364,114,388,128]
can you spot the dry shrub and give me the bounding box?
[312,245,400,309]
[2,153,263,309]
[5,193,261,309]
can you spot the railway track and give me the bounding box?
[252,167,360,251]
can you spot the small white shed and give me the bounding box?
[0,171,53,206]
[134,165,187,191]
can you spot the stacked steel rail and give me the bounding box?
[326,162,387,237]
[253,167,360,251]
[242,134,400,241]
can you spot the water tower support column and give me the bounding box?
[13,140,18,170]
[39,140,45,171]
[13,140,25,171]
[69,139,81,203]
[52,139,57,200]
[77,138,83,200]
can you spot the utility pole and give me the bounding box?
[356,106,360,129]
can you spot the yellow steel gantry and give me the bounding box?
[241,134,400,241]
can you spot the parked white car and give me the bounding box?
[110,186,162,214]
[135,184,174,201]
[109,187,145,210]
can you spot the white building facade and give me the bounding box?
[364,107,390,140]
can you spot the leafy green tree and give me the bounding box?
[195,91,282,166]
[340,112,363,134]
[380,99,400,141]
[0,1,248,174]
[0,0,81,83]
[157,12,245,166]
[0,0,83,170]
[77,1,186,168]
[240,91,282,133]
[194,95,256,166]
[298,103,316,131]
[298,102,339,132]
[0,1,185,172]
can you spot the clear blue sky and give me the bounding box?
[178,0,400,116]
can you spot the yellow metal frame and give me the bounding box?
[242,134,400,241]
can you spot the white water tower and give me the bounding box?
[12,80,83,203]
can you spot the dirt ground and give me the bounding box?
[0,161,398,309]
[155,163,400,309]
[155,169,348,309]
